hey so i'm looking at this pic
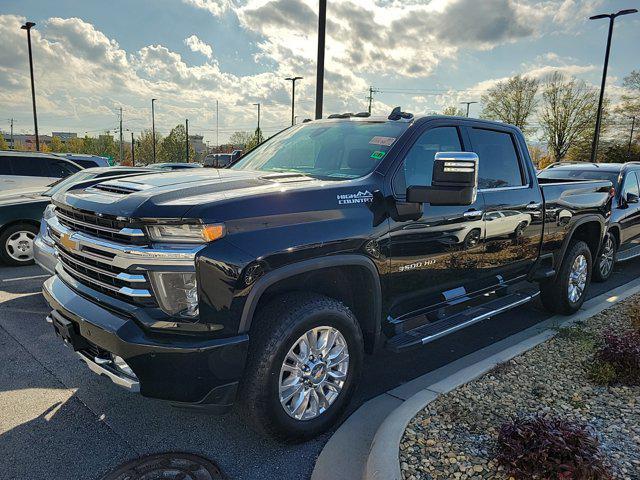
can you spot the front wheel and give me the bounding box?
[0,223,38,266]
[592,232,616,283]
[239,292,363,441]
[540,240,592,315]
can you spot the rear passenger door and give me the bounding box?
[466,126,543,281]
[618,171,640,248]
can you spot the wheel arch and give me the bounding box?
[555,216,604,271]
[239,255,382,353]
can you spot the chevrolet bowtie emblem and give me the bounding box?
[60,233,78,251]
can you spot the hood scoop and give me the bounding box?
[88,180,153,195]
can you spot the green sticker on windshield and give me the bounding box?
[371,151,386,160]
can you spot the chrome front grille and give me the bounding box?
[54,239,157,307]
[48,206,201,310]
[55,205,146,245]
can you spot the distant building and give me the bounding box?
[51,132,78,142]
[0,132,52,150]
[189,134,207,158]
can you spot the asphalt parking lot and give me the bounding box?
[2,260,640,480]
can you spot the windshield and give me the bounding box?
[538,168,620,187]
[43,170,98,196]
[231,121,409,180]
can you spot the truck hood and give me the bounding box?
[55,168,364,220]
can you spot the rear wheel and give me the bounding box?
[592,232,615,283]
[540,240,592,315]
[239,292,363,441]
[0,223,38,266]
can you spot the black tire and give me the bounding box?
[540,240,592,315]
[239,292,364,442]
[0,223,38,266]
[592,232,616,283]
[463,229,481,249]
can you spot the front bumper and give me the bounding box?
[33,233,57,274]
[43,274,249,411]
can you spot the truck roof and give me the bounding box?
[544,162,636,172]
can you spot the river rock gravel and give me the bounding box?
[399,297,640,479]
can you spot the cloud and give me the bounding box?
[182,0,232,17]
[184,34,214,59]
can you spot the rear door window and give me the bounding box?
[9,156,49,177]
[48,159,80,178]
[469,128,525,189]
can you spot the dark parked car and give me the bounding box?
[0,167,155,266]
[53,153,113,168]
[43,112,612,440]
[149,162,203,170]
[0,151,83,191]
[204,153,233,168]
[539,161,640,282]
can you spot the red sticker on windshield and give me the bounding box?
[369,136,396,146]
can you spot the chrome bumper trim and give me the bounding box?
[77,352,140,392]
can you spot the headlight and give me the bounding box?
[43,204,56,220]
[148,271,199,318]
[146,223,225,243]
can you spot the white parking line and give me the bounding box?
[1,274,50,283]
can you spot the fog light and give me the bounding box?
[148,271,199,318]
[111,354,136,379]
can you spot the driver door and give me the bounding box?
[386,124,486,319]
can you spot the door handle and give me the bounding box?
[463,210,483,218]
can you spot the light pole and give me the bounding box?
[21,21,39,152]
[151,98,157,162]
[216,99,219,152]
[185,118,189,163]
[131,132,135,166]
[315,0,327,119]
[285,76,303,126]
[253,103,261,145]
[589,8,638,162]
[460,101,478,117]
[629,116,637,156]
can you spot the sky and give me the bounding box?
[0,0,638,145]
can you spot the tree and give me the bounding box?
[244,128,264,151]
[441,106,465,116]
[229,131,253,148]
[159,124,195,163]
[66,137,85,153]
[539,72,599,162]
[134,129,161,165]
[481,75,539,134]
[0,133,8,150]
[50,136,64,153]
[613,70,640,145]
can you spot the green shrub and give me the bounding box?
[587,362,617,386]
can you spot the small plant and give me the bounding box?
[556,325,596,350]
[497,415,611,479]
[594,331,640,385]
[625,303,640,331]
[587,361,617,386]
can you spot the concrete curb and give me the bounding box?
[364,278,640,480]
[311,277,640,480]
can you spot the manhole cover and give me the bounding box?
[102,453,226,480]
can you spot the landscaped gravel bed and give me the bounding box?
[399,297,640,479]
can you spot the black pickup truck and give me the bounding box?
[43,111,613,440]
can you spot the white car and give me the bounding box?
[0,151,82,191]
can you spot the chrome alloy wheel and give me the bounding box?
[599,235,615,278]
[568,254,588,303]
[278,326,350,421]
[5,230,35,262]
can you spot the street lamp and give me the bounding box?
[315,0,327,119]
[285,76,303,126]
[253,103,261,145]
[460,101,478,117]
[589,8,638,162]
[21,21,39,152]
[151,98,157,162]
